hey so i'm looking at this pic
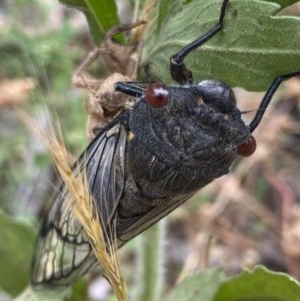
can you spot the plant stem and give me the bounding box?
[134,220,165,301]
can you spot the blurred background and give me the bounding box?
[1,0,300,300]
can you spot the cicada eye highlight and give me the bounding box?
[145,83,168,108]
[237,135,257,157]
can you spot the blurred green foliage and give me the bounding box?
[0,210,36,296]
[0,0,88,298]
[0,0,87,215]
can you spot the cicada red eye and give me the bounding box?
[145,83,168,108]
[238,135,257,157]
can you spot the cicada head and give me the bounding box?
[129,80,251,178]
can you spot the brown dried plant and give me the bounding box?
[19,109,128,301]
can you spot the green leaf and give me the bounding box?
[262,0,299,9]
[58,0,88,10]
[156,0,180,34]
[141,0,300,91]
[67,279,88,301]
[214,266,300,301]
[83,0,121,45]
[162,269,223,301]
[0,210,36,296]
[14,286,71,301]
[12,270,85,301]
[59,0,121,45]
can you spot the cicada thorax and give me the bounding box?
[114,82,250,222]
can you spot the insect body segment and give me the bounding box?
[115,82,250,243]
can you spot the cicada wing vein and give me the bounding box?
[31,123,127,287]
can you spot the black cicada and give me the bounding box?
[31,0,300,287]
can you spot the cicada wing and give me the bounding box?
[83,124,126,228]
[117,194,191,244]
[31,123,127,287]
[31,191,97,287]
